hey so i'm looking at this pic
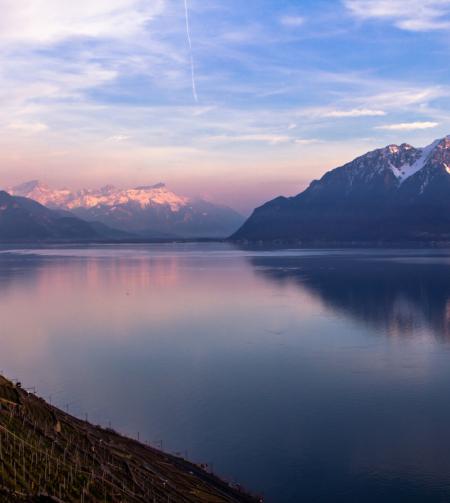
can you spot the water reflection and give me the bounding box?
[250,253,450,339]
[2,246,450,502]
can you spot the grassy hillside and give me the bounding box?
[0,376,260,502]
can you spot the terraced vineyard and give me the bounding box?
[0,376,259,502]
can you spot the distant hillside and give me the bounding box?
[9,181,245,239]
[0,375,259,502]
[0,191,125,241]
[232,136,450,243]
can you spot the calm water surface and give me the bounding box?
[2,243,450,502]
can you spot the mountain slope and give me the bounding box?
[9,182,245,238]
[232,136,450,243]
[0,191,121,241]
[0,375,258,502]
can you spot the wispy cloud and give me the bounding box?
[107,135,131,142]
[353,87,447,108]
[7,121,48,133]
[0,0,166,43]
[375,121,439,131]
[344,0,450,31]
[206,134,292,145]
[295,138,323,145]
[323,108,386,118]
[279,15,305,27]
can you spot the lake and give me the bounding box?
[1,243,450,502]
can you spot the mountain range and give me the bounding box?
[7,181,244,239]
[0,191,130,241]
[232,136,450,243]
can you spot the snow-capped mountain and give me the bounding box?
[8,182,244,238]
[232,136,450,242]
[0,191,124,241]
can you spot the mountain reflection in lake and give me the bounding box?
[2,244,450,502]
[249,252,450,340]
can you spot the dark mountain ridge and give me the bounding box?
[232,136,450,243]
[0,191,125,241]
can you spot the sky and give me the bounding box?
[1,0,450,213]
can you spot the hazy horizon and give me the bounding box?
[3,132,450,216]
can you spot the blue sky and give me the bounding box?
[1,0,450,212]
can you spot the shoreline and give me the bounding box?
[3,238,450,249]
[0,375,261,502]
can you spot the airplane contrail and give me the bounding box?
[183,0,198,103]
